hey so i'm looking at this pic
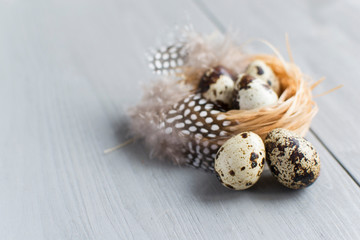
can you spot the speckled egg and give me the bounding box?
[265,128,320,189]
[233,74,278,110]
[198,66,235,109]
[246,60,280,95]
[214,132,266,190]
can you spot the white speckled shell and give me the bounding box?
[214,132,266,190]
[203,75,234,106]
[234,77,278,110]
[265,128,320,189]
[246,60,280,95]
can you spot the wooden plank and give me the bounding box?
[0,0,213,239]
[193,0,360,183]
[0,0,359,239]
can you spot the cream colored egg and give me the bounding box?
[214,132,266,190]
[198,66,235,109]
[233,74,278,110]
[265,128,320,189]
[246,60,280,95]
[203,75,234,107]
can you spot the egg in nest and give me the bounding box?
[233,74,278,110]
[198,66,235,109]
[245,60,281,95]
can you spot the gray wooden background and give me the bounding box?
[0,0,359,239]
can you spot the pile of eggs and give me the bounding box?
[198,60,280,111]
[196,60,320,190]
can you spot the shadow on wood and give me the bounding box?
[191,168,302,203]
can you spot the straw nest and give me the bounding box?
[180,32,318,140]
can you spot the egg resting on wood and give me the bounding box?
[265,128,320,189]
[215,132,266,190]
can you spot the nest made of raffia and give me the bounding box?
[129,30,319,171]
[181,32,318,140]
[184,55,318,140]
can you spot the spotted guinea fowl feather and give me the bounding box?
[130,79,235,171]
[147,42,187,76]
[131,29,245,171]
[162,93,233,171]
[128,78,192,164]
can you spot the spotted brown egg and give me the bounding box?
[265,128,320,189]
[198,66,235,109]
[233,74,278,110]
[214,132,266,190]
[245,60,280,95]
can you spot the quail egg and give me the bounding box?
[233,74,278,110]
[198,66,235,109]
[246,60,280,95]
[265,128,320,189]
[215,132,266,190]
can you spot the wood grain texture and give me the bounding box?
[193,0,360,183]
[0,0,359,239]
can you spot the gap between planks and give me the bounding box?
[310,128,360,187]
[191,0,359,188]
